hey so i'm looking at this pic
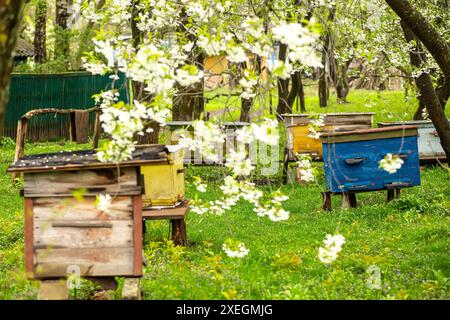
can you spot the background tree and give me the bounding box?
[385,0,450,162]
[54,0,70,59]
[34,0,47,63]
[0,1,25,135]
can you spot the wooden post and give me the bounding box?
[387,189,395,202]
[282,147,289,184]
[93,110,101,149]
[322,191,332,211]
[171,219,187,246]
[11,119,28,183]
[342,192,357,209]
[349,192,357,208]
[121,278,141,300]
[38,280,69,300]
[395,188,401,199]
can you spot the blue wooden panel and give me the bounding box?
[322,136,420,193]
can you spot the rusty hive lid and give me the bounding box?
[8,144,177,173]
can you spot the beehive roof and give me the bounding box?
[8,144,182,173]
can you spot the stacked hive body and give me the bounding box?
[378,120,449,163]
[165,121,249,164]
[320,126,421,194]
[282,113,374,161]
[141,145,185,208]
[7,145,178,280]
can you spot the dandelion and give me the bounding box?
[95,194,112,213]
[379,153,404,174]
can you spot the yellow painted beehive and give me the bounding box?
[141,145,186,207]
[283,113,374,160]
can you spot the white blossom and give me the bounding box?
[222,241,250,258]
[96,194,112,213]
[379,154,404,174]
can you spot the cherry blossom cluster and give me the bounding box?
[318,234,346,265]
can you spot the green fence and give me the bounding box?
[3,72,128,141]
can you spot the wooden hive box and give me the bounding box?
[282,113,374,161]
[164,121,250,164]
[140,145,186,208]
[320,126,421,193]
[7,145,173,280]
[378,120,449,162]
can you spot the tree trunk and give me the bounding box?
[240,96,252,122]
[385,0,450,162]
[34,0,47,64]
[335,60,351,103]
[172,71,205,121]
[75,0,105,69]
[0,1,24,135]
[55,0,70,60]
[172,8,205,121]
[276,43,289,118]
[318,64,329,107]
[400,20,428,120]
[131,1,159,143]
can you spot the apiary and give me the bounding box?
[319,126,421,210]
[282,113,374,161]
[378,120,449,162]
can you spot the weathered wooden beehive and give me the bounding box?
[378,120,449,162]
[164,121,250,164]
[282,113,374,161]
[7,145,176,280]
[319,126,420,209]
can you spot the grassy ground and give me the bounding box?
[0,88,449,300]
[205,84,450,123]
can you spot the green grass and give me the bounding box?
[205,84,450,123]
[0,88,449,299]
[0,136,449,300]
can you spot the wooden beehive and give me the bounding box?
[320,126,421,193]
[164,121,250,164]
[282,113,374,160]
[141,145,186,207]
[378,120,449,162]
[7,145,175,280]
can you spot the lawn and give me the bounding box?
[0,88,449,300]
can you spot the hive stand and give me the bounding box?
[37,277,141,300]
[321,188,402,211]
[142,203,189,246]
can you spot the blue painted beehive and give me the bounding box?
[320,126,421,193]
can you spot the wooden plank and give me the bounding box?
[24,167,140,197]
[34,220,133,248]
[74,110,90,144]
[33,196,133,220]
[142,205,189,220]
[132,196,143,276]
[24,198,34,278]
[321,127,418,143]
[34,247,135,278]
[283,113,374,127]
